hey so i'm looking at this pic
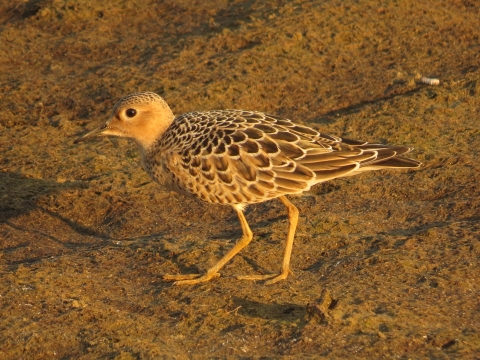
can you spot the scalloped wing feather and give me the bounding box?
[148,110,420,205]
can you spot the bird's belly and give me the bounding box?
[142,157,198,200]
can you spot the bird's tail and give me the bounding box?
[340,138,421,174]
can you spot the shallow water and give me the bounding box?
[1,0,479,358]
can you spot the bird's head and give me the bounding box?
[74,92,175,150]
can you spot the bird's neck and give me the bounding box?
[132,114,175,152]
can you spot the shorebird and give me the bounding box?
[75,92,421,285]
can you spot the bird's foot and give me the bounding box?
[163,272,221,285]
[236,269,293,285]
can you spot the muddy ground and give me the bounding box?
[1,0,479,358]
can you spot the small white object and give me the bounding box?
[420,77,440,86]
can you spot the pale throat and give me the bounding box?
[131,116,173,152]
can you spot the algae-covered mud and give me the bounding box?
[1,0,479,358]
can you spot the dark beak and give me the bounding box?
[74,124,108,144]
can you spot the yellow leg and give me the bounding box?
[236,195,299,284]
[164,207,253,285]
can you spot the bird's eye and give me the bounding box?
[125,108,137,118]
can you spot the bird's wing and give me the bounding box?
[157,110,417,205]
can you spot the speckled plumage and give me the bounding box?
[145,109,418,207]
[75,92,421,285]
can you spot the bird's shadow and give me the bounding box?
[0,171,81,223]
[0,171,175,270]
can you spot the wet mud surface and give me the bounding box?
[1,0,479,358]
